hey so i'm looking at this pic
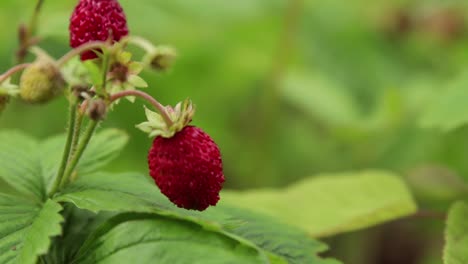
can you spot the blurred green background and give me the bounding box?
[2,0,468,263]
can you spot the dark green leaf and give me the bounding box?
[54,172,162,213]
[0,195,63,264]
[203,206,341,264]
[72,213,270,264]
[55,171,338,263]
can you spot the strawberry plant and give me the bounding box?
[0,0,466,264]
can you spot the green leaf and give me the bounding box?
[72,213,270,264]
[83,60,103,86]
[128,75,148,88]
[205,206,341,264]
[221,170,417,237]
[420,72,468,132]
[41,129,129,189]
[407,166,468,201]
[77,129,129,174]
[0,131,45,200]
[444,201,468,264]
[0,196,63,264]
[54,172,162,213]
[42,207,115,264]
[55,171,338,264]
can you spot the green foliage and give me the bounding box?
[53,170,338,263]
[281,71,359,126]
[207,206,341,264]
[420,72,468,132]
[41,129,129,189]
[0,131,45,200]
[0,196,63,264]
[73,213,270,264]
[221,171,417,237]
[1,2,466,262]
[54,171,162,213]
[0,130,345,263]
[407,166,468,202]
[444,201,468,264]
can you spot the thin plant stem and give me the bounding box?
[57,41,108,66]
[58,45,111,188]
[110,90,173,127]
[0,63,30,83]
[59,120,99,188]
[123,36,155,52]
[29,0,45,36]
[48,101,77,197]
[98,51,111,95]
[69,111,84,158]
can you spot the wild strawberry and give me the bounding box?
[69,0,129,60]
[148,126,225,211]
[138,100,225,211]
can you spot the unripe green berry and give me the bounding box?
[20,60,65,104]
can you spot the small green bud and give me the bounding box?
[145,46,177,71]
[20,58,66,104]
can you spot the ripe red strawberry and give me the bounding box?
[148,126,225,211]
[69,0,129,60]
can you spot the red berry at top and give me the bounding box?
[148,126,225,211]
[69,0,129,60]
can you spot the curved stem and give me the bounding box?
[48,101,77,197]
[110,90,173,127]
[59,120,99,188]
[57,41,109,66]
[0,63,31,83]
[29,0,45,36]
[123,36,156,53]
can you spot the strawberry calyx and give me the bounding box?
[136,98,195,138]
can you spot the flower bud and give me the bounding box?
[145,46,177,71]
[87,99,107,121]
[20,59,66,104]
[72,84,93,101]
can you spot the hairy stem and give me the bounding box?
[49,100,77,197]
[58,45,111,188]
[57,41,109,66]
[69,111,84,158]
[0,63,31,83]
[59,120,99,188]
[110,90,173,127]
[98,51,111,95]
